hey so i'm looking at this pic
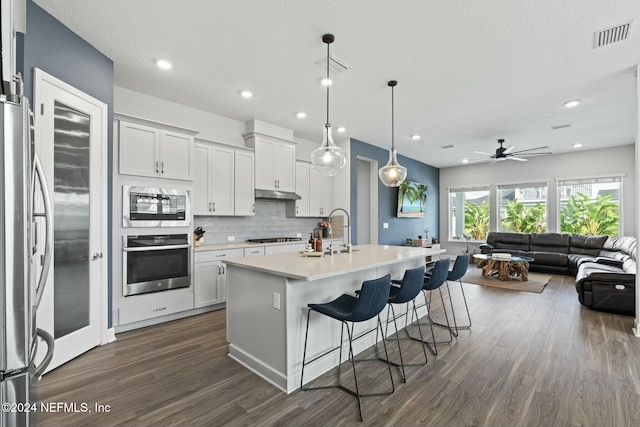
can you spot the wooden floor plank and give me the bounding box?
[38,274,640,426]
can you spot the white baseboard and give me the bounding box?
[102,327,117,345]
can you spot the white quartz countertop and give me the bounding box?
[225,244,446,281]
[194,239,341,252]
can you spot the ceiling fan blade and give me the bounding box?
[504,145,516,154]
[472,150,491,156]
[508,156,528,162]
[466,158,489,164]
[511,145,550,154]
[517,152,553,156]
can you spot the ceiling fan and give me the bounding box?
[468,139,552,163]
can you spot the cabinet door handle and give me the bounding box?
[296,205,299,214]
[153,306,167,312]
[161,161,165,174]
[91,252,103,260]
[221,265,225,274]
[252,204,255,213]
[156,161,159,173]
[208,202,212,212]
[216,254,226,257]
[212,202,215,212]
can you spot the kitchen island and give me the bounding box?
[225,244,445,393]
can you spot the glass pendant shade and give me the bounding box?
[379,80,407,187]
[311,124,346,176]
[311,33,347,176]
[379,147,407,187]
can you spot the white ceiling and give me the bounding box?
[34,0,640,168]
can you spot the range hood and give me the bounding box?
[255,189,301,200]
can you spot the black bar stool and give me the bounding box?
[300,274,394,422]
[442,253,472,336]
[409,258,454,355]
[382,265,429,383]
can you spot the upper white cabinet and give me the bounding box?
[117,117,196,181]
[287,161,332,218]
[293,162,310,217]
[193,142,234,216]
[309,166,333,216]
[234,150,256,216]
[244,134,295,192]
[193,140,255,217]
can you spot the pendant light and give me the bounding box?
[311,34,347,176]
[379,80,407,187]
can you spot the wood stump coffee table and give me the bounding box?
[473,254,535,281]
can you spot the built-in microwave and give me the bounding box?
[123,186,190,227]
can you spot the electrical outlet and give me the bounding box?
[227,236,235,242]
[383,223,389,229]
[273,292,281,310]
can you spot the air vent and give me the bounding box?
[551,123,571,130]
[316,55,350,74]
[440,144,456,149]
[594,22,631,48]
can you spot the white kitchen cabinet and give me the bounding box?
[291,161,310,217]
[244,246,265,257]
[286,161,332,218]
[234,150,256,216]
[245,134,295,192]
[264,242,306,255]
[118,119,195,181]
[309,166,333,216]
[194,248,243,308]
[193,142,234,216]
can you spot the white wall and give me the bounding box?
[439,144,636,255]
[114,86,246,146]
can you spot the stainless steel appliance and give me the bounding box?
[122,186,190,227]
[1,79,55,427]
[122,234,191,296]
[246,237,302,243]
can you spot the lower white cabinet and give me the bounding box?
[118,293,194,325]
[264,242,306,255]
[194,248,243,308]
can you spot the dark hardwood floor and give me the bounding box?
[38,274,640,426]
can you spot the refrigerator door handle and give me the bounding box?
[31,152,54,309]
[32,328,55,379]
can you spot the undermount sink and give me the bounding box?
[325,248,359,255]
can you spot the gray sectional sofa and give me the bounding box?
[479,232,636,315]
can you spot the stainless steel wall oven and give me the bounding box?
[122,234,191,296]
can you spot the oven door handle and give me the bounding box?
[123,244,191,252]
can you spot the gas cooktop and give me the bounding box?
[246,237,302,244]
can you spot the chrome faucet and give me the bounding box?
[327,208,352,254]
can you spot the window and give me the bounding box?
[558,176,621,236]
[449,187,490,241]
[497,182,548,233]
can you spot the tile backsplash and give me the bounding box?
[194,199,324,243]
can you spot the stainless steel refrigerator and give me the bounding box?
[1,77,55,427]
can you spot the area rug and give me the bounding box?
[461,267,551,294]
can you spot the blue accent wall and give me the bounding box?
[20,0,114,327]
[350,139,439,246]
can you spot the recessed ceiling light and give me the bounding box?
[411,134,421,140]
[240,90,253,98]
[296,112,306,119]
[564,99,581,108]
[573,143,583,148]
[337,127,346,133]
[462,159,469,164]
[156,59,173,70]
[321,78,333,86]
